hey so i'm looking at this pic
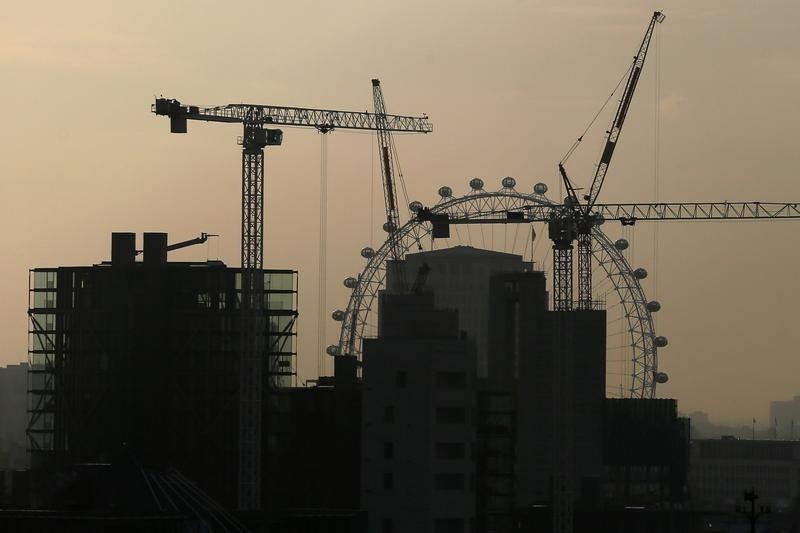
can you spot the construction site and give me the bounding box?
[3,6,800,533]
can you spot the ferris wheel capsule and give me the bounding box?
[326,345,340,356]
[633,267,648,279]
[409,201,423,213]
[361,247,376,259]
[614,238,629,251]
[383,221,396,233]
[646,300,661,312]
[533,182,548,195]
[332,310,345,321]
[501,176,516,189]
[593,213,605,226]
[438,186,453,198]
[654,371,669,384]
[654,335,668,347]
[469,178,484,190]
[344,277,358,289]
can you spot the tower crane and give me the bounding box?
[371,79,412,289]
[554,10,665,311]
[152,95,431,511]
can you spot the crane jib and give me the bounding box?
[381,146,395,212]
[616,66,641,129]
[583,13,660,209]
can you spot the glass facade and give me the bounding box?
[263,270,298,388]
[27,269,58,456]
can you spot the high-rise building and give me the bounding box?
[361,291,477,533]
[26,232,297,509]
[483,268,606,507]
[388,246,532,377]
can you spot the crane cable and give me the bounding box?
[653,22,662,300]
[370,132,375,248]
[317,132,329,378]
[559,62,634,166]
[388,131,411,222]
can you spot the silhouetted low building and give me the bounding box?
[603,398,690,507]
[771,395,800,440]
[262,383,363,530]
[0,363,28,472]
[690,438,800,513]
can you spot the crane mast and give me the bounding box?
[153,94,431,511]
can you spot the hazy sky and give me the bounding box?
[2,0,799,425]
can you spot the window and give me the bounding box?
[435,442,465,460]
[434,518,463,533]
[436,407,466,424]
[384,441,395,459]
[436,371,466,390]
[395,371,408,388]
[384,405,395,423]
[504,280,517,295]
[435,473,465,491]
[383,472,394,490]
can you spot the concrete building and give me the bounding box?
[361,291,476,533]
[770,395,800,440]
[26,232,298,510]
[388,246,533,377]
[603,398,690,507]
[484,269,606,508]
[366,248,693,531]
[689,438,800,512]
[0,363,28,471]
[261,381,364,532]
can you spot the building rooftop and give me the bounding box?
[406,245,524,261]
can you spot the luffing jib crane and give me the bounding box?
[554,10,665,311]
[152,94,431,511]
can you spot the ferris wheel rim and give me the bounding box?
[335,184,658,398]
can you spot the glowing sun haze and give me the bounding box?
[2,0,799,426]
